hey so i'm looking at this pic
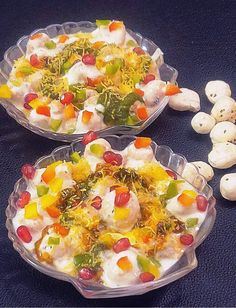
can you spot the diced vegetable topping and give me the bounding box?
[109,21,123,32]
[60,92,74,105]
[70,152,81,163]
[41,161,61,184]
[134,137,152,149]
[36,105,50,117]
[165,84,182,96]
[17,225,32,243]
[24,202,39,219]
[17,191,31,208]
[139,272,155,282]
[178,190,197,207]
[21,164,36,180]
[134,88,144,97]
[46,205,61,218]
[133,47,145,55]
[136,106,148,120]
[114,207,130,220]
[117,256,133,271]
[81,131,97,145]
[0,84,12,99]
[48,236,60,245]
[49,177,63,193]
[40,194,58,209]
[45,40,56,49]
[30,33,43,40]
[58,34,69,43]
[165,182,179,199]
[90,143,105,157]
[113,238,131,253]
[50,119,62,132]
[143,74,155,85]
[186,218,199,228]
[196,195,208,212]
[180,234,194,246]
[36,185,49,197]
[53,223,69,236]
[103,151,123,166]
[82,110,93,124]
[64,104,76,119]
[96,19,111,27]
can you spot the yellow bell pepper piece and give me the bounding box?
[29,98,44,109]
[40,194,58,210]
[24,202,39,219]
[0,84,12,99]
[49,177,63,193]
[182,190,198,199]
[114,207,130,220]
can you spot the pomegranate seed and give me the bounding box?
[17,191,31,208]
[133,47,145,55]
[78,267,94,280]
[139,272,155,283]
[113,238,131,253]
[17,225,32,243]
[30,54,42,68]
[21,164,36,180]
[196,195,208,212]
[60,92,74,105]
[23,102,32,110]
[82,131,98,145]
[91,196,102,210]
[24,93,38,103]
[115,192,131,207]
[103,151,123,166]
[82,54,96,65]
[143,74,155,85]
[180,234,194,246]
[166,169,177,180]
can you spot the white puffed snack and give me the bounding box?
[210,121,236,144]
[205,80,231,104]
[208,142,236,169]
[220,173,236,201]
[211,96,236,123]
[168,88,200,112]
[191,112,216,134]
[192,161,214,181]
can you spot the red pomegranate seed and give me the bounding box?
[115,192,131,207]
[180,234,194,246]
[78,267,94,280]
[17,191,31,208]
[143,74,155,85]
[23,102,32,110]
[91,196,102,210]
[139,272,155,283]
[166,169,177,180]
[21,164,36,180]
[60,92,74,105]
[30,54,42,68]
[17,225,32,243]
[103,151,123,166]
[133,47,145,55]
[24,93,38,103]
[82,131,98,145]
[196,195,208,212]
[113,238,131,253]
[82,54,96,65]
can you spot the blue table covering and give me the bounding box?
[0,0,235,306]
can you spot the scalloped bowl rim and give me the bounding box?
[5,135,216,298]
[0,21,178,142]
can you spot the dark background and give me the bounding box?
[0,0,236,306]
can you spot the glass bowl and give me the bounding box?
[0,21,178,142]
[5,135,216,298]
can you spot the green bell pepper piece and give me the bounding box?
[48,237,60,245]
[96,19,111,27]
[90,143,105,157]
[165,181,179,199]
[50,119,62,132]
[37,185,49,197]
[186,218,199,228]
[45,40,56,49]
[70,152,81,163]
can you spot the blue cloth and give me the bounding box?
[0,0,235,306]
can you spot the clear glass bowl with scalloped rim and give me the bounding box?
[0,21,177,142]
[6,135,216,298]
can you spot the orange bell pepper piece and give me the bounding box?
[30,33,43,40]
[59,34,69,43]
[82,110,93,124]
[136,106,148,121]
[36,105,51,117]
[92,41,105,49]
[109,21,123,32]
[178,193,195,207]
[53,223,69,236]
[117,256,133,271]
[87,76,104,87]
[165,84,182,96]
[134,88,144,97]
[15,71,25,78]
[134,137,152,149]
[64,103,75,119]
[46,205,61,218]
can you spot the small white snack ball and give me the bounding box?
[205,80,231,104]
[220,173,236,201]
[192,161,214,181]
[141,80,166,106]
[208,142,236,169]
[182,163,198,183]
[169,88,200,112]
[210,121,236,144]
[191,112,216,134]
[211,96,236,123]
